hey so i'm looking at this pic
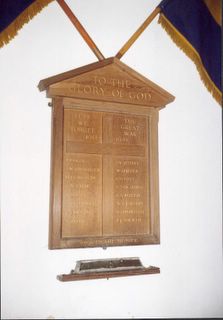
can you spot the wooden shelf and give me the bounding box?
[57,257,160,281]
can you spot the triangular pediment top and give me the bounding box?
[38,57,175,107]
[38,57,115,92]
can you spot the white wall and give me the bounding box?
[1,0,222,318]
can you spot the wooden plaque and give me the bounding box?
[38,57,174,249]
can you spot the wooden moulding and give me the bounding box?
[38,57,175,250]
[57,257,160,281]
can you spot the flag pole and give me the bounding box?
[115,6,161,59]
[56,0,105,61]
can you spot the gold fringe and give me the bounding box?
[0,0,54,48]
[158,14,222,106]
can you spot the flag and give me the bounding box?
[158,0,221,105]
[0,0,54,48]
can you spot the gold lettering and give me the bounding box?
[111,88,125,98]
[123,131,136,137]
[116,200,143,206]
[70,83,105,96]
[92,86,104,96]
[115,193,141,198]
[117,160,139,166]
[83,85,91,94]
[116,168,138,174]
[70,80,152,102]
[94,76,106,85]
[110,78,131,88]
[115,177,135,181]
[129,91,151,101]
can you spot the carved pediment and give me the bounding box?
[38,57,174,108]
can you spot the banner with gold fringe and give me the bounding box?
[158,0,221,105]
[0,0,54,48]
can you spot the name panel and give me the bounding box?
[113,157,149,235]
[62,108,103,237]
[60,107,151,245]
[62,153,102,238]
[64,109,102,144]
[112,115,146,145]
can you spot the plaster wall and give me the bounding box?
[1,1,222,318]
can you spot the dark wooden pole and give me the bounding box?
[115,7,161,59]
[57,0,105,61]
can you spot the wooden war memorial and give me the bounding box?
[39,57,174,251]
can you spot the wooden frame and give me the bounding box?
[49,98,160,248]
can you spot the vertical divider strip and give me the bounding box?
[102,113,114,236]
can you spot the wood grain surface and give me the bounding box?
[39,59,174,249]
